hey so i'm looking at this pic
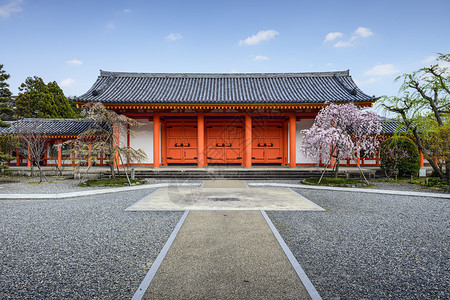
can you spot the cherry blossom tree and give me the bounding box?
[68,102,147,182]
[300,103,382,182]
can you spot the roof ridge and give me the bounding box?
[99,70,350,78]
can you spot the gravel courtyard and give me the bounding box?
[0,188,183,299]
[0,179,448,299]
[268,189,449,299]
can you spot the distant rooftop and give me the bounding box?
[0,118,101,136]
[76,70,377,104]
[0,117,401,136]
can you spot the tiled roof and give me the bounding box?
[0,117,400,136]
[0,118,102,135]
[75,70,376,104]
[380,118,407,135]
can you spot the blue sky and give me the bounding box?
[1,0,449,112]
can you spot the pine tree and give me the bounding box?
[0,64,14,127]
[15,76,77,119]
[0,65,16,167]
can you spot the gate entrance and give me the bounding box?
[166,121,198,163]
[252,120,284,164]
[206,120,244,164]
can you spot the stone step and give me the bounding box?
[101,169,343,179]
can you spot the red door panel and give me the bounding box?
[206,120,243,164]
[251,121,284,164]
[166,121,198,164]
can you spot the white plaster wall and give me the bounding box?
[118,123,127,147]
[296,119,316,164]
[117,123,128,164]
[130,119,153,164]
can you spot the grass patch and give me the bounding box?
[26,181,54,185]
[79,178,147,187]
[303,177,372,188]
[375,177,449,192]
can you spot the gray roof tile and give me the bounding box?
[75,70,376,104]
[0,118,399,136]
[0,119,101,136]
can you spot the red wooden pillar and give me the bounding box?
[57,139,62,167]
[356,143,361,166]
[161,120,167,166]
[419,150,424,167]
[244,114,252,168]
[16,148,20,166]
[27,145,31,167]
[283,121,289,166]
[153,115,160,168]
[197,115,205,167]
[330,147,336,167]
[289,115,296,167]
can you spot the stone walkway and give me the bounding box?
[137,211,315,300]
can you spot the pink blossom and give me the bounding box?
[300,103,382,164]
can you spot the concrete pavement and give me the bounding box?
[141,211,313,299]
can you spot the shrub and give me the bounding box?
[380,136,420,177]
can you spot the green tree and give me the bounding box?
[0,65,16,172]
[380,136,420,177]
[0,64,14,127]
[15,76,77,119]
[380,53,450,181]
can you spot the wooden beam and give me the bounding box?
[197,115,205,167]
[153,115,160,168]
[57,140,62,167]
[244,115,252,168]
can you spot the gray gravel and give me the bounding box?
[1,178,448,299]
[268,189,450,299]
[0,177,203,194]
[0,189,183,299]
[246,179,449,194]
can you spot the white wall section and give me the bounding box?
[296,119,316,164]
[130,119,153,164]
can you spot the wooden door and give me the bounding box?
[166,121,198,164]
[265,125,283,163]
[206,120,243,163]
[252,121,284,164]
[224,124,243,163]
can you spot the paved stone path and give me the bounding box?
[126,187,324,211]
[140,211,312,299]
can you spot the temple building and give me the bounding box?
[73,70,377,168]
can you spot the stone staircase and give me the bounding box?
[101,168,348,180]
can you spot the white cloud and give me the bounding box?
[334,40,353,48]
[423,55,449,69]
[106,22,115,31]
[60,78,75,87]
[438,60,450,69]
[351,27,373,41]
[327,27,374,48]
[365,64,400,76]
[324,32,343,42]
[239,29,279,46]
[66,59,83,65]
[422,55,437,64]
[254,55,269,61]
[0,0,22,18]
[123,9,131,13]
[357,78,377,86]
[166,33,183,41]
